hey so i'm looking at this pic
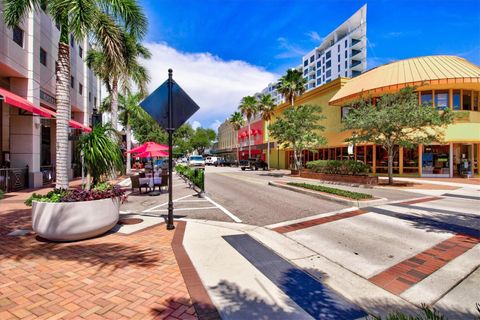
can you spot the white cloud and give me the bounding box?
[275,37,308,59]
[141,42,277,127]
[191,120,201,130]
[306,31,323,43]
[210,119,222,132]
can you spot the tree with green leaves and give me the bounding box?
[3,0,146,189]
[269,105,326,170]
[173,124,195,156]
[87,30,151,129]
[342,87,454,185]
[229,111,245,163]
[191,128,216,155]
[276,69,307,106]
[79,124,124,188]
[257,93,276,169]
[238,96,258,158]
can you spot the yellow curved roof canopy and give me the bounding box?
[330,55,480,105]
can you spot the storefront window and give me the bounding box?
[462,90,472,111]
[366,146,373,166]
[435,90,449,110]
[473,91,479,112]
[421,91,433,107]
[452,90,461,110]
[329,148,335,160]
[376,146,399,173]
[403,146,418,173]
[356,146,365,163]
[422,145,449,175]
[336,148,342,160]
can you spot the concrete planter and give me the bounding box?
[300,170,378,185]
[32,197,120,241]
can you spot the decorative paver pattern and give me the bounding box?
[0,187,198,320]
[369,234,480,295]
[272,209,366,234]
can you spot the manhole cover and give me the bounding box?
[118,218,144,225]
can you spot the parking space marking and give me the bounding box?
[149,207,218,212]
[205,196,242,223]
[142,194,195,212]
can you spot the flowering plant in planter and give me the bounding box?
[25,184,127,207]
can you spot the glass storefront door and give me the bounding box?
[422,145,450,176]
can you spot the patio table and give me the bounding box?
[139,177,161,188]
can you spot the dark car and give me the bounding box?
[240,158,268,171]
[214,159,235,167]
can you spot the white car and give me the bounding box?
[205,156,218,165]
[188,155,205,168]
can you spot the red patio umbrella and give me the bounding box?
[127,141,168,154]
[135,150,169,158]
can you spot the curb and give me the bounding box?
[268,181,388,208]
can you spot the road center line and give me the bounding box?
[205,195,242,223]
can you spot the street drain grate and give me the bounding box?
[118,218,144,225]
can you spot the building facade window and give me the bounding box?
[345,50,347,59]
[13,26,24,47]
[71,76,74,88]
[326,51,331,59]
[79,83,83,95]
[337,44,340,51]
[317,61,321,68]
[40,48,47,66]
[89,92,92,102]
[434,90,449,110]
[473,91,479,111]
[345,60,347,68]
[338,65,340,72]
[326,70,331,78]
[94,97,97,107]
[326,60,331,68]
[345,39,348,47]
[420,91,433,106]
[337,55,340,62]
[70,34,75,47]
[452,90,461,110]
[310,55,314,63]
[79,46,83,58]
[462,90,472,110]
[304,60,308,67]
[345,71,348,77]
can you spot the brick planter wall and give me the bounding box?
[300,170,378,185]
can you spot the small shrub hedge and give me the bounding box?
[176,165,204,191]
[306,160,370,175]
[287,182,373,200]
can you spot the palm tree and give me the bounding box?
[118,92,143,173]
[87,30,151,129]
[276,69,307,106]
[257,94,276,169]
[228,111,245,164]
[3,0,147,189]
[238,96,258,158]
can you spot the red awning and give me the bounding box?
[0,87,51,118]
[69,119,92,132]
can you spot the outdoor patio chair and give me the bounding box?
[131,175,150,193]
[156,174,169,192]
[139,172,146,178]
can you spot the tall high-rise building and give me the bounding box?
[303,4,367,91]
[260,5,367,102]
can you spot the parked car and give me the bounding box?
[213,157,228,167]
[205,156,218,165]
[239,158,268,171]
[188,155,205,168]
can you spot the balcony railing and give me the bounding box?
[0,166,29,192]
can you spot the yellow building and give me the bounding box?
[269,55,480,177]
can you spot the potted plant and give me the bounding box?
[27,124,125,241]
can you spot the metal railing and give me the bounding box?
[0,166,29,192]
[40,165,55,186]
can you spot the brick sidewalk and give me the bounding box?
[0,187,199,320]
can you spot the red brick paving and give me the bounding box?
[396,196,443,205]
[0,186,199,320]
[273,209,366,234]
[369,234,480,295]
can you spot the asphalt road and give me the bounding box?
[204,166,347,226]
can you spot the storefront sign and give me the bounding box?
[40,90,56,105]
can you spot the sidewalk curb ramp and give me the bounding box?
[268,181,388,208]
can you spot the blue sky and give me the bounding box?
[138,0,480,130]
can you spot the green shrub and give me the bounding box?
[306,160,370,175]
[24,189,67,206]
[0,189,4,200]
[287,182,373,200]
[176,165,204,191]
